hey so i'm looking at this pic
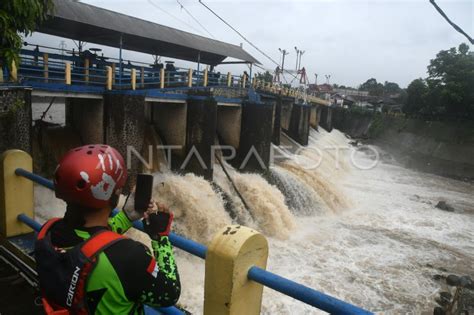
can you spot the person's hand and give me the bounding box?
[122,193,143,221]
[142,202,174,240]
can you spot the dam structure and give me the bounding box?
[0,1,376,314]
[0,0,330,186]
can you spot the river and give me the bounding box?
[34,120,474,314]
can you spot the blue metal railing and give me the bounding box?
[14,168,372,314]
[16,48,246,91]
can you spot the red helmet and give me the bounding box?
[54,145,127,209]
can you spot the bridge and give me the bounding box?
[1,0,334,183]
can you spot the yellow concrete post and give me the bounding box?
[131,68,137,90]
[204,225,268,315]
[0,150,34,237]
[160,68,165,89]
[0,66,3,83]
[84,58,90,83]
[65,63,71,85]
[203,68,208,87]
[242,74,247,88]
[105,66,112,90]
[227,72,232,87]
[43,53,48,82]
[188,68,193,87]
[141,67,145,88]
[10,61,18,82]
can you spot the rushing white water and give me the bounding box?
[34,128,474,314]
[174,129,474,314]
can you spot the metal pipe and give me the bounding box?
[17,213,42,232]
[247,266,373,315]
[15,168,54,190]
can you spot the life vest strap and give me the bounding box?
[80,230,124,259]
[38,218,62,240]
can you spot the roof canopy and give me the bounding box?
[38,0,259,66]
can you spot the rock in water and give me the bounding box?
[435,200,455,212]
[459,276,473,289]
[446,274,460,286]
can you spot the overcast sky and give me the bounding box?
[29,0,473,88]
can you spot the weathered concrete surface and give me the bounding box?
[233,101,274,173]
[104,94,146,191]
[272,97,282,145]
[332,108,474,180]
[65,98,103,143]
[331,107,373,138]
[32,122,82,176]
[287,103,311,146]
[185,96,217,180]
[319,106,333,132]
[217,105,241,149]
[280,100,292,131]
[150,102,187,158]
[310,105,318,129]
[0,88,32,154]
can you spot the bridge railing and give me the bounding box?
[0,150,372,315]
[2,46,332,104]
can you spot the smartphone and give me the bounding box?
[134,174,153,214]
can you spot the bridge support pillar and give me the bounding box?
[272,97,282,145]
[0,88,32,154]
[233,101,273,173]
[287,103,311,146]
[310,105,318,129]
[216,105,241,151]
[204,225,268,315]
[104,94,146,191]
[184,96,217,180]
[0,150,34,237]
[150,101,187,171]
[319,106,333,132]
[65,98,104,143]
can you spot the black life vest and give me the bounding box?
[35,218,124,315]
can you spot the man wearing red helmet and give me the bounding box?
[34,145,180,314]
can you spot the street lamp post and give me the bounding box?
[278,48,290,75]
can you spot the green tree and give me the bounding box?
[404,78,428,114]
[384,81,401,94]
[0,0,53,72]
[359,78,384,96]
[255,71,273,83]
[426,43,474,119]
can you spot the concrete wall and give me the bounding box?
[104,94,146,191]
[217,105,241,149]
[272,97,282,145]
[332,108,474,180]
[319,106,333,132]
[65,98,103,144]
[185,96,217,180]
[280,100,293,131]
[233,101,274,173]
[287,103,311,146]
[310,106,318,129]
[150,102,187,158]
[0,88,32,154]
